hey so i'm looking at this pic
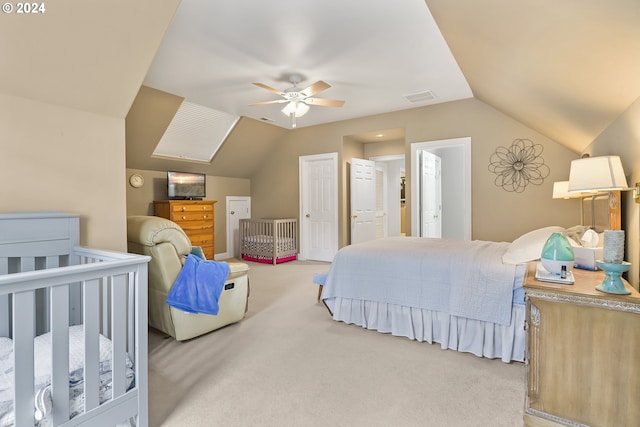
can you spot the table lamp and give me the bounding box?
[567,155,631,294]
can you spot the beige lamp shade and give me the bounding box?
[567,156,628,193]
[553,181,570,199]
[553,180,588,199]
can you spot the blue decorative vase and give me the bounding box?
[595,261,631,295]
[540,232,575,275]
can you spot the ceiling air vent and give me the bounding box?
[404,90,436,103]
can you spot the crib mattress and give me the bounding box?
[0,325,134,426]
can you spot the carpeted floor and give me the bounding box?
[148,260,525,427]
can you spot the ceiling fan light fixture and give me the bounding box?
[251,77,343,128]
[281,101,309,118]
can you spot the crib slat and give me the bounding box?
[0,258,8,336]
[127,272,135,360]
[83,278,101,412]
[50,284,70,425]
[134,263,149,427]
[39,255,60,334]
[111,273,127,398]
[0,294,7,337]
[101,270,110,338]
[13,290,35,427]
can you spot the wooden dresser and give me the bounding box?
[154,200,216,260]
[523,263,640,427]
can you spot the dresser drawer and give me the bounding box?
[169,203,213,213]
[178,221,213,231]
[189,231,213,246]
[170,212,213,222]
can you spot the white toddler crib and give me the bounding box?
[0,213,150,427]
[239,218,298,265]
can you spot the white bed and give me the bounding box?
[0,213,150,426]
[322,236,534,363]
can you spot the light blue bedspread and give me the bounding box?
[166,254,229,315]
[322,237,520,326]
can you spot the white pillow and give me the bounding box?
[502,226,566,264]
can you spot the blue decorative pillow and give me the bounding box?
[190,246,206,260]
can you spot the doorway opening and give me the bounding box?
[410,137,471,240]
[369,154,405,238]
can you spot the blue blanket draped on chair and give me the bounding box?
[166,254,230,315]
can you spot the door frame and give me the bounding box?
[299,152,339,261]
[225,196,251,260]
[410,137,471,240]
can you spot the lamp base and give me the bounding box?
[595,261,631,295]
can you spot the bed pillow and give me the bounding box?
[502,226,566,264]
[565,225,590,245]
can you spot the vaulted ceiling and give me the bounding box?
[428,0,640,153]
[3,0,639,165]
[140,0,640,155]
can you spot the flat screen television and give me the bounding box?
[167,171,206,200]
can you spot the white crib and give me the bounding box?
[239,218,298,265]
[0,213,150,427]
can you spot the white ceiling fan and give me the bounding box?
[249,74,345,128]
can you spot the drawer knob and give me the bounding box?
[203,215,208,219]
[181,207,186,212]
[181,216,186,220]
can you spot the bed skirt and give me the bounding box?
[324,297,525,363]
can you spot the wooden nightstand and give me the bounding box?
[523,263,640,426]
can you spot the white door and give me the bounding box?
[420,150,442,238]
[299,153,338,262]
[226,196,251,258]
[375,162,388,239]
[350,158,376,244]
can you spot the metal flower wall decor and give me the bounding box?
[488,138,550,193]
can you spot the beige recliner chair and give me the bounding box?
[127,215,249,341]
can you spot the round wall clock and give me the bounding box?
[129,173,144,188]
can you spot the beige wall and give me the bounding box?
[404,99,580,242]
[0,93,127,251]
[583,95,640,288]
[126,168,250,256]
[364,139,405,158]
[250,98,581,248]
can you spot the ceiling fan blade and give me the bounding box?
[253,82,285,96]
[248,99,287,106]
[301,80,330,97]
[305,98,345,108]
